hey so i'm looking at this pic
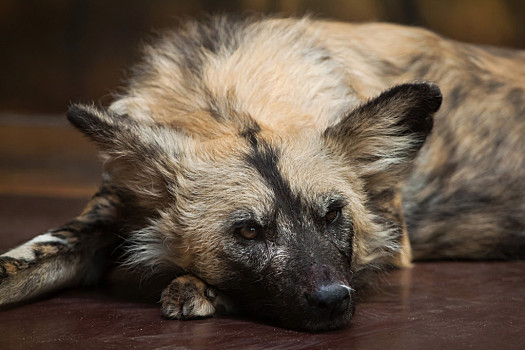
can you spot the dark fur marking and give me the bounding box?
[406,54,434,78]
[486,80,505,93]
[32,241,71,259]
[317,54,331,63]
[351,45,402,77]
[367,188,396,205]
[92,186,121,207]
[506,87,525,115]
[205,105,225,122]
[81,203,113,221]
[68,106,182,180]
[325,83,440,145]
[67,105,137,149]
[94,185,115,197]
[47,216,120,247]
[154,15,254,82]
[506,87,523,103]
[377,59,403,76]
[49,225,82,237]
[195,14,252,55]
[244,139,303,231]
[242,138,355,255]
[481,44,525,60]
[446,85,463,112]
[0,257,31,278]
[49,232,71,241]
[203,87,228,122]
[239,125,261,148]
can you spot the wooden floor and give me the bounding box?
[1,115,524,349]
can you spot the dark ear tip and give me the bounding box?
[411,82,443,114]
[66,104,91,129]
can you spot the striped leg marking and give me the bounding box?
[0,186,122,306]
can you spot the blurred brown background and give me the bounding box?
[1,0,525,114]
[0,0,524,200]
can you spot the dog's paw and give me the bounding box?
[160,274,218,320]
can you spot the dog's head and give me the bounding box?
[68,82,441,331]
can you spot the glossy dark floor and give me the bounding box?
[1,118,524,349]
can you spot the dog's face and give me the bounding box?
[171,132,360,330]
[68,83,441,331]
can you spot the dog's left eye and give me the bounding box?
[325,209,341,224]
[236,225,260,240]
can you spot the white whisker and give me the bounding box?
[339,284,355,292]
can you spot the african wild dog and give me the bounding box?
[1,15,524,331]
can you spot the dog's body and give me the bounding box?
[1,16,524,331]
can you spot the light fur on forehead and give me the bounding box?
[110,16,361,136]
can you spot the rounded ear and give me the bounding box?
[323,82,442,191]
[67,104,189,206]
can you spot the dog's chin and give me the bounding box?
[244,300,355,333]
[279,304,355,332]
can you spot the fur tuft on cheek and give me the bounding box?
[122,205,231,285]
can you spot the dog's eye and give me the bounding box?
[237,225,260,240]
[325,209,341,224]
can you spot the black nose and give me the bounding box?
[306,284,350,318]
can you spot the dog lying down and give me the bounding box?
[1,15,524,332]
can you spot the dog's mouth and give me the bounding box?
[227,282,356,332]
[214,255,355,331]
[281,283,355,332]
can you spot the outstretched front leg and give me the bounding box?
[0,184,122,306]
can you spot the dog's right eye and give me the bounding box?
[325,207,343,225]
[236,225,261,240]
